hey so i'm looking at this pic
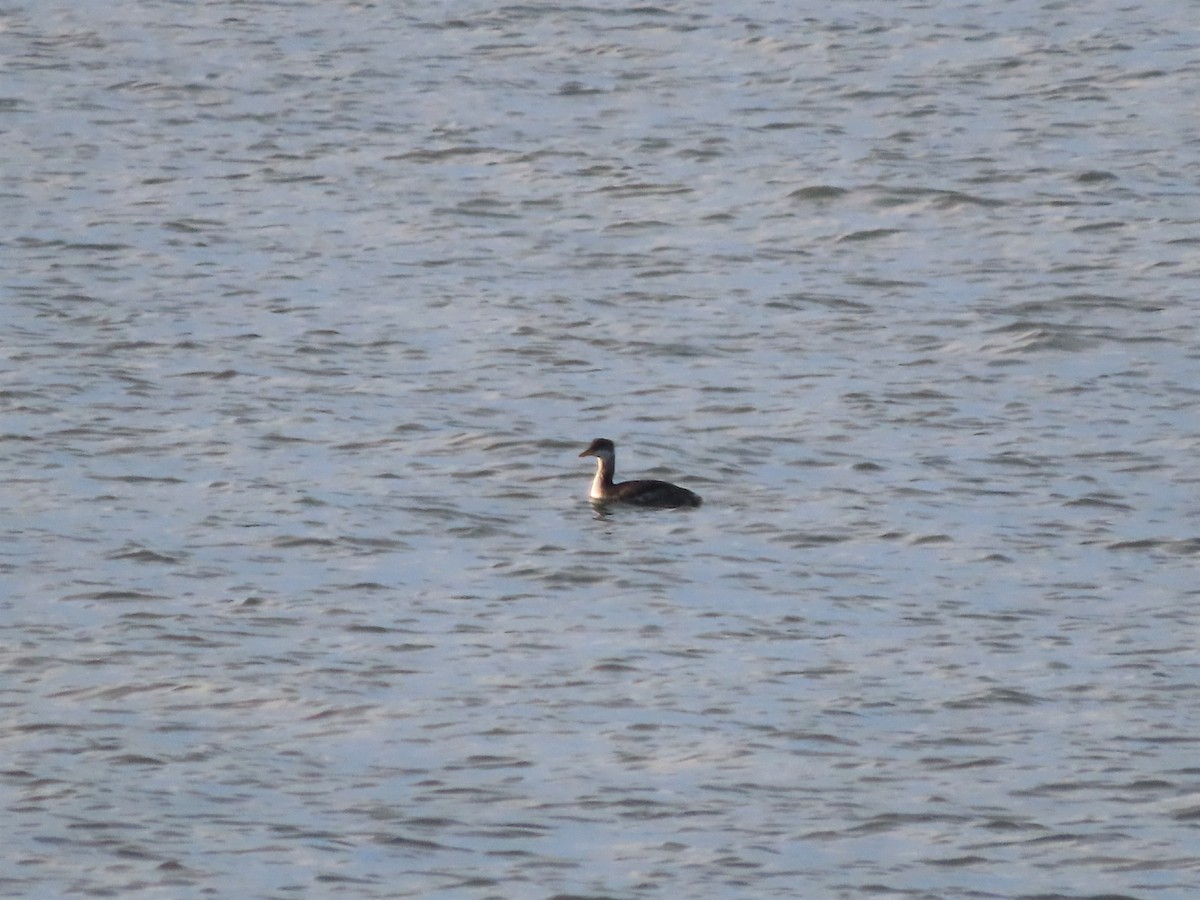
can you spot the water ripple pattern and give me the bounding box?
[3,1,1199,898]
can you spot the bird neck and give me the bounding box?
[590,455,615,498]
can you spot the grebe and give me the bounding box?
[578,438,702,508]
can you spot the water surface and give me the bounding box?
[3,1,1200,897]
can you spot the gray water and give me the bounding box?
[3,1,1200,898]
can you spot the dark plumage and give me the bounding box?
[578,438,702,508]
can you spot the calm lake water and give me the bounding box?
[3,1,1200,897]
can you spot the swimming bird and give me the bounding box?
[578,438,702,508]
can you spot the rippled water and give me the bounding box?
[4,1,1200,897]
